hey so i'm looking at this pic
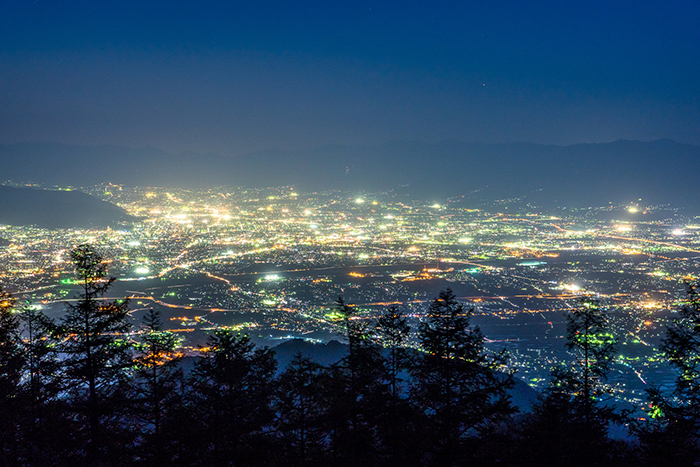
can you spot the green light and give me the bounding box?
[649,405,664,419]
[325,311,345,321]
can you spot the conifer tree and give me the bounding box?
[521,297,619,467]
[0,288,23,465]
[132,308,183,463]
[377,305,410,403]
[376,305,420,466]
[563,297,617,426]
[275,353,330,466]
[328,297,386,466]
[19,304,60,423]
[0,288,21,397]
[411,288,513,467]
[190,329,277,467]
[16,303,68,465]
[637,281,700,464]
[59,244,133,463]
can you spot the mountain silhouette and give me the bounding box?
[0,185,136,229]
[1,139,697,211]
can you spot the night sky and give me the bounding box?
[1,0,699,156]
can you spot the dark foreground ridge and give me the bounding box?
[0,185,135,229]
[272,338,540,413]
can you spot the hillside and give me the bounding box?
[0,185,136,229]
[273,338,539,412]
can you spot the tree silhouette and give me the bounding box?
[0,288,23,465]
[19,304,60,420]
[377,305,410,403]
[411,288,513,466]
[376,305,420,466]
[190,329,277,467]
[521,297,620,466]
[274,353,330,466]
[16,303,69,465]
[637,281,700,464]
[564,297,617,426]
[132,308,184,464]
[58,244,133,464]
[327,297,386,466]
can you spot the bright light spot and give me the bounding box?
[432,204,441,209]
[135,267,150,275]
[564,284,581,292]
[127,241,140,247]
[304,210,312,215]
[628,207,639,213]
[358,253,369,259]
[458,238,471,244]
[672,229,686,236]
[614,225,632,232]
[264,274,281,281]
[355,198,364,204]
[309,224,318,229]
[325,311,345,321]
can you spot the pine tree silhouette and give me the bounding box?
[132,308,184,465]
[411,288,513,467]
[521,297,621,467]
[637,281,700,465]
[58,244,133,464]
[190,329,277,467]
[0,289,23,466]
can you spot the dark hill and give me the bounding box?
[2,139,698,211]
[272,338,539,412]
[272,339,351,369]
[0,185,136,229]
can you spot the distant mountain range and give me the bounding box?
[0,185,136,229]
[1,139,698,211]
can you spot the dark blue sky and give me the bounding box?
[1,0,698,155]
